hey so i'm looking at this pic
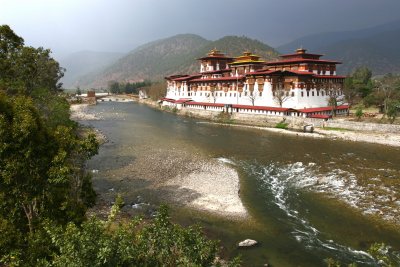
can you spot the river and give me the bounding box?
[81,102,400,266]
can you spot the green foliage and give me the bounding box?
[343,77,358,106]
[37,205,236,267]
[0,25,64,95]
[162,105,178,114]
[0,26,238,266]
[355,106,363,121]
[76,86,82,95]
[0,25,100,266]
[322,127,350,132]
[367,242,398,267]
[385,99,400,123]
[362,93,379,107]
[325,258,341,267]
[31,88,76,129]
[0,94,99,235]
[275,121,288,129]
[342,67,373,107]
[108,80,151,94]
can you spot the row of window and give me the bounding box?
[176,91,263,97]
[174,89,342,98]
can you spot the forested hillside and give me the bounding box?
[77,34,279,88]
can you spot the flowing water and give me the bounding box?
[82,102,400,266]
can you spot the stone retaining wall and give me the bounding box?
[142,99,400,134]
[324,120,400,133]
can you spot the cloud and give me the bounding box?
[1,0,399,57]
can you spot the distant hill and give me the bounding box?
[59,51,125,88]
[277,20,400,75]
[77,34,280,88]
[277,19,400,53]
[318,29,400,75]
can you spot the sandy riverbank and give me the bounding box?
[70,104,99,120]
[70,103,248,220]
[163,159,248,218]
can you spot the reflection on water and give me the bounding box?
[81,102,400,266]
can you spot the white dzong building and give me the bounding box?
[162,48,349,118]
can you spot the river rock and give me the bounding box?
[238,239,258,247]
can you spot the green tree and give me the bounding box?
[327,91,340,116]
[343,77,358,106]
[108,80,121,94]
[342,66,374,104]
[0,25,64,95]
[0,25,24,90]
[385,99,400,123]
[39,205,239,267]
[374,73,400,117]
[0,93,98,265]
[0,94,98,230]
[76,86,82,95]
[355,105,363,121]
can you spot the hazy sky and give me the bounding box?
[1,0,400,59]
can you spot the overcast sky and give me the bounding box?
[1,0,400,59]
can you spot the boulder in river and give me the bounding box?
[238,239,258,247]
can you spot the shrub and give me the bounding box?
[275,121,288,129]
[355,106,363,121]
[215,111,233,124]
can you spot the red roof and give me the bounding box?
[165,74,189,80]
[172,74,202,81]
[246,69,314,76]
[160,98,176,103]
[280,52,323,58]
[174,98,193,104]
[313,75,346,79]
[265,58,341,65]
[283,70,315,75]
[308,114,332,119]
[189,76,245,83]
[197,56,234,60]
[184,101,225,107]
[232,104,292,112]
[298,105,349,113]
[246,70,279,75]
[201,69,231,74]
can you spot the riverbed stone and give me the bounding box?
[238,239,258,247]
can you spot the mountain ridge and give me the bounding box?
[277,19,400,53]
[76,34,280,89]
